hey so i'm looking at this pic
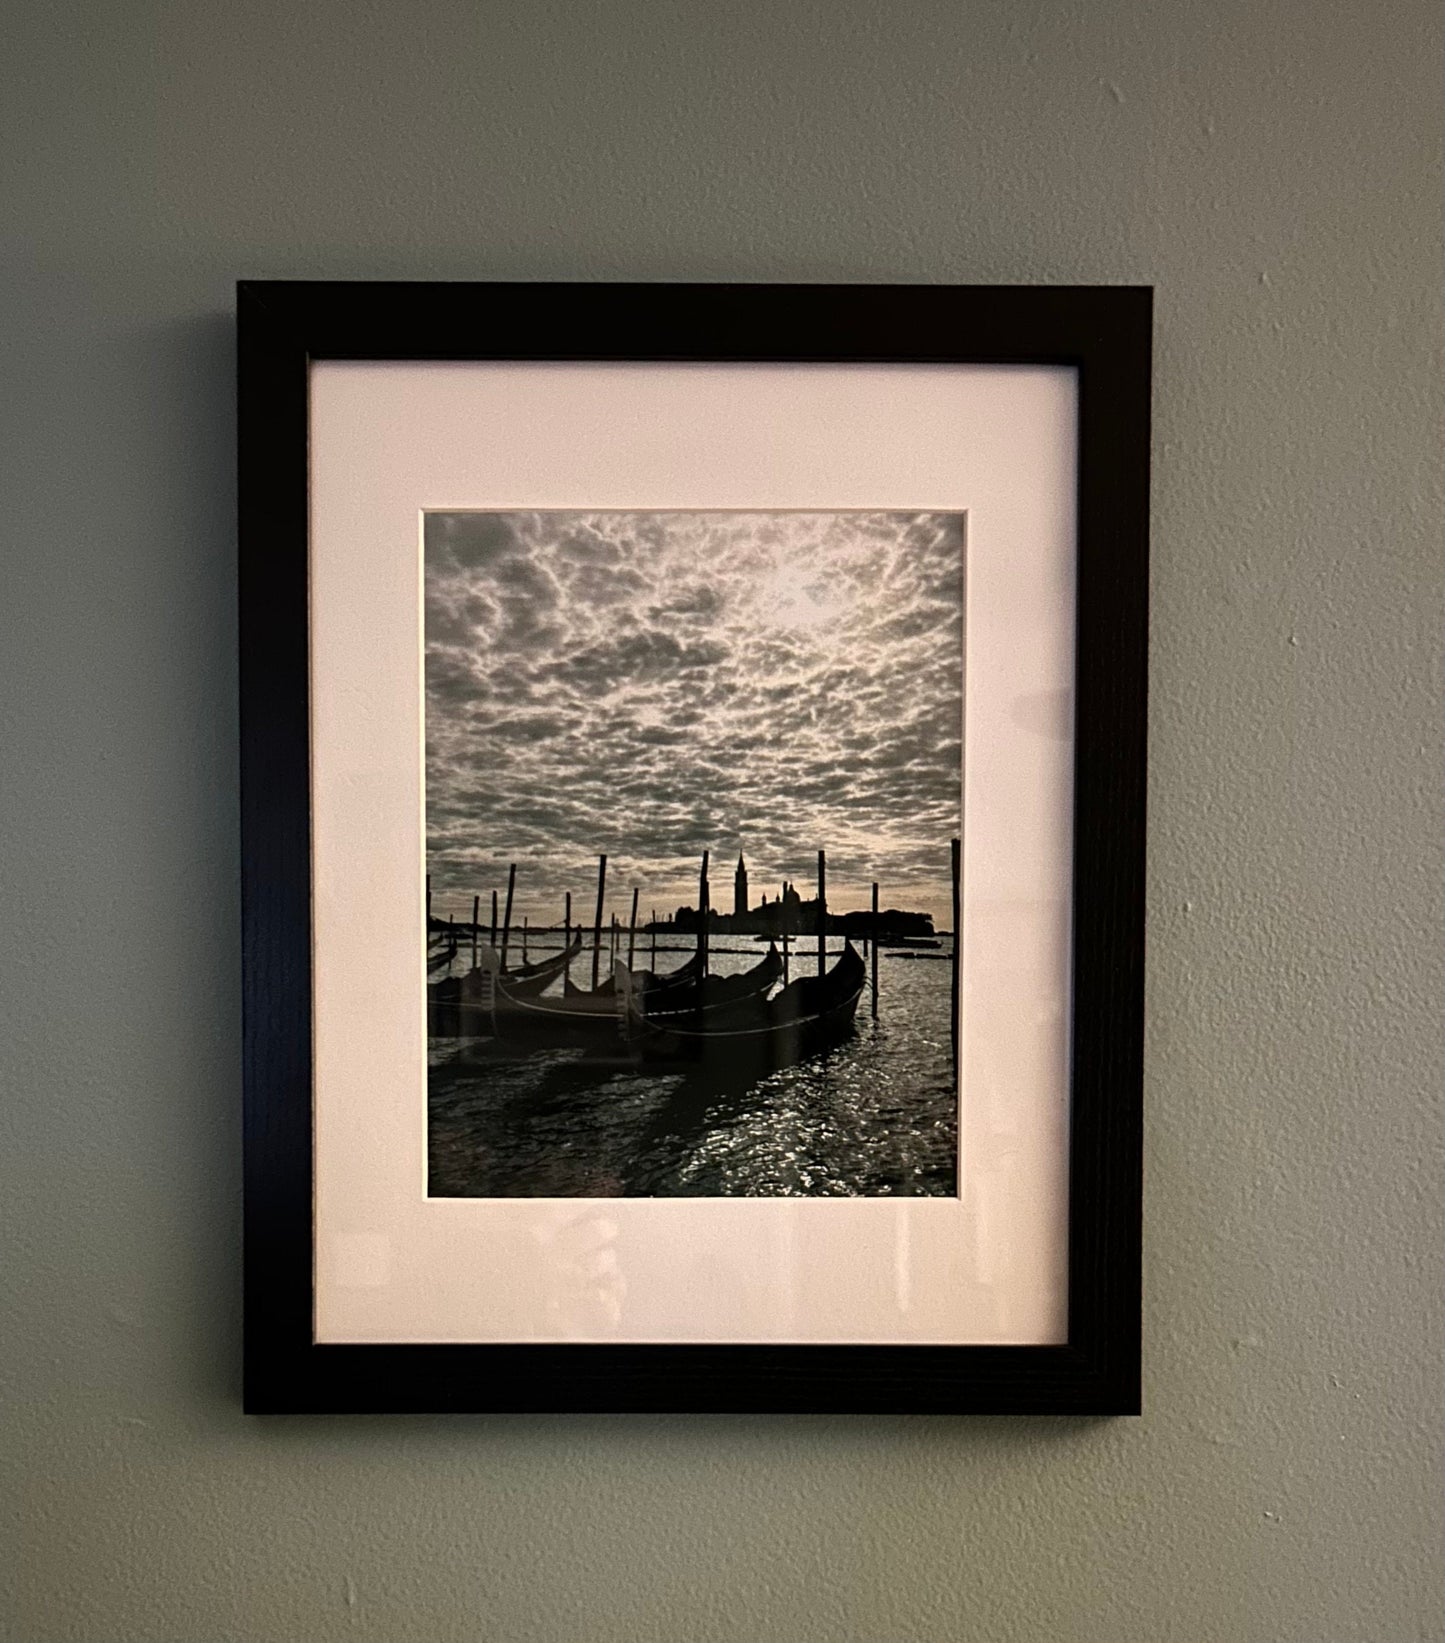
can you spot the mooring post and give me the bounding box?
[871,880,880,1019]
[471,894,480,968]
[614,960,631,1042]
[522,915,528,964]
[426,872,433,928]
[447,916,456,974]
[627,887,639,970]
[500,863,516,969]
[697,851,710,976]
[591,854,607,990]
[490,889,498,949]
[564,891,573,982]
[651,908,657,966]
[950,836,961,1051]
[780,881,790,984]
[477,945,497,1025]
[817,850,827,976]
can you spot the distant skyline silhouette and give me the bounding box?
[425,511,963,929]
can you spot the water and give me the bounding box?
[427,938,958,1197]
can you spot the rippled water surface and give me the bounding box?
[428,939,957,1197]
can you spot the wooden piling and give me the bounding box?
[651,908,657,966]
[500,862,516,969]
[490,889,498,949]
[522,915,528,964]
[780,881,790,984]
[564,891,573,981]
[699,851,711,976]
[871,880,879,1019]
[591,854,607,990]
[950,837,961,1051]
[426,872,433,928]
[471,894,480,968]
[817,850,827,976]
[627,887,639,970]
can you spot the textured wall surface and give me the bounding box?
[2,0,1440,1639]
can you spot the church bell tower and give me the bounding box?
[733,852,749,917]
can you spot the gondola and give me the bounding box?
[494,944,781,1040]
[562,947,703,1002]
[636,944,782,1020]
[427,934,583,1035]
[622,941,866,1067]
[505,935,584,988]
[490,967,628,1038]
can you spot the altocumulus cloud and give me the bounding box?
[425,512,962,925]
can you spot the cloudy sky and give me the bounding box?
[425,511,962,929]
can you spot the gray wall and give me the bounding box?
[3,0,1440,1638]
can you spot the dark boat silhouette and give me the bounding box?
[563,948,703,1002]
[497,944,782,1040]
[503,934,586,993]
[636,945,781,1021]
[427,933,584,1034]
[623,941,866,1066]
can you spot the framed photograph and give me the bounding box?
[239,282,1149,1413]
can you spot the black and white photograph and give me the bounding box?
[424,510,964,1198]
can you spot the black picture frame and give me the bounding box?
[239,281,1150,1415]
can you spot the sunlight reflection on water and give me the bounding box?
[427,940,957,1197]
